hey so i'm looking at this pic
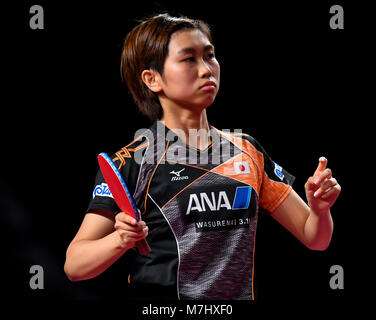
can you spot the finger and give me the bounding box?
[115,220,140,232]
[313,157,328,178]
[137,220,147,229]
[116,212,137,225]
[117,225,149,239]
[313,168,332,185]
[115,219,147,232]
[127,227,149,238]
[320,184,341,200]
[313,177,337,198]
[118,232,148,248]
[305,176,318,192]
[128,227,149,241]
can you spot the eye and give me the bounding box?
[183,56,196,62]
[207,52,216,60]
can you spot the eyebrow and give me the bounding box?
[177,44,214,55]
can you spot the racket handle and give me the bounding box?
[136,239,151,256]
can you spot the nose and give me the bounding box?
[198,58,212,78]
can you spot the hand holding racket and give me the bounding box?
[97,153,151,256]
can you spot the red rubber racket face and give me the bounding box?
[97,153,151,256]
[97,153,138,221]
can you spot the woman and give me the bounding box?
[64,13,341,300]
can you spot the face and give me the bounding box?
[157,29,220,111]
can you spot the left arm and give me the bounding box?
[271,157,341,251]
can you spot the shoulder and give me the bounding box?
[102,135,150,195]
[212,127,267,155]
[110,135,149,170]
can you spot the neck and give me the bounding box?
[160,107,211,151]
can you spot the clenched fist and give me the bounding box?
[114,210,149,250]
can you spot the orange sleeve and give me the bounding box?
[259,172,292,213]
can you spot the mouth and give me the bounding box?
[199,81,217,91]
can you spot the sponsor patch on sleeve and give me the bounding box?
[93,183,113,199]
[273,162,284,180]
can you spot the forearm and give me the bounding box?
[303,209,334,251]
[64,231,128,281]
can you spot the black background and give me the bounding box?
[1,0,371,314]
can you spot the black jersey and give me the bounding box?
[87,121,295,300]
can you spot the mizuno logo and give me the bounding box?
[169,168,189,181]
[169,168,185,176]
[185,187,252,215]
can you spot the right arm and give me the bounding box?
[64,210,148,282]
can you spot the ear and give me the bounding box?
[141,69,163,93]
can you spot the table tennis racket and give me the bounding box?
[97,152,151,256]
